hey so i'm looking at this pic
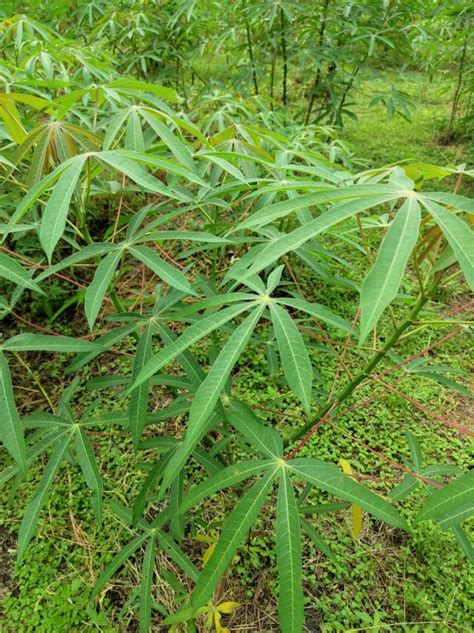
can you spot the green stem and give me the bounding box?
[285,282,438,448]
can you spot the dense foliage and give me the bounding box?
[0,2,472,631]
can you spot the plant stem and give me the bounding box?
[285,281,438,449]
[280,7,288,106]
[304,0,331,124]
[245,19,259,95]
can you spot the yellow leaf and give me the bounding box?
[217,601,241,615]
[0,97,27,144]
[203,541,216,567]
[214,611,229,633]
[339,458,363,539]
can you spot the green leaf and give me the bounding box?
[192,470,277,609]
[157,532,199,582]
[98,151,185,200]
[107,79,181,103]
[178,460,271,514]
[360,196,421,343]
[170,471,185,541]
[66,322,137,374]
[406,432,423,472]
[437,501,474,530]
[84,250,121,330]
[133,451,175,525]
[161,306,265,490]
[129,324,153,447]
[17,431,71,561]
[289,458,408,530]
[241,194,397,277]
[141,110,195,172]
[236,185,401,232]
[126,108,145,153]
[300,518,337,563]
[420,197,474,290]
[36,243,119,283]
[277,297,354,334]
[199,154,246,181]
[139,535,156,633]
[227,400,284,459]
[416,471,474,523]
[22,412,70,429]
[3,334,103,353]
[0,252,43,293]
[452,526,474,564]
[270,302,312,413]
[5,159,72,231]
[39,156,87,261]
[130,303,255,392]
[276,470,304,633]
[0,351,26,472]
[93,533,149,597]
[75,428,103,522]
[129,245,193,295]
[0,428,70,486]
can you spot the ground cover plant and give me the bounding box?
[0,2,473,631]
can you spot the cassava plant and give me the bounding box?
[0,41,473,633]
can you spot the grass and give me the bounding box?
[343,71,474,184]
[0,71,473,632]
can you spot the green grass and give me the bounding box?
[343,71,474,184]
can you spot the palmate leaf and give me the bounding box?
[270,301,313,413]
[0,351,26,472]
[288,458,408,530]
[129,302,257,392]
[420,197,474,290]
[0,252,43,294]
[17,431,72,561]
[416,471,474,524]
[192,469,277,610]
[227,400,283,459]
[39,155,87,262]
[129,245,194,295]
[359,196,421,343]
[276,469,304,633]
[161,305,266,492]
[237,194,399,278]
[2,333,104,353]
[84,250,121,330]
